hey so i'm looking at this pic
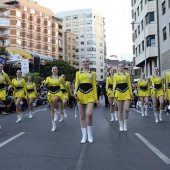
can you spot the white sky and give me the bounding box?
[37,0,133,61]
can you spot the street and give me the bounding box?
[0,102,170,170]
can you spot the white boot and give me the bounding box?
[87,126,93,143]
[154,112,159,123]
[141,106,144,117]
[124,119,128,131]
[119,121,124,131]
[159,110,163,121]
[63,109,67,118]
[114,111,118,121]
[54,110,58,121]
[16,114,21,123]
[59,114,64,122]
[144,105,148,116]
[28,111,33,118]
[81,128,87,144]
[111,113,114,122]
[51,120,56,131]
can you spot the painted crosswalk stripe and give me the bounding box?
[24,108,47,117]
[135,133,170,164]
[0,132,25,148]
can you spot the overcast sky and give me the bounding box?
[37,0,133,61]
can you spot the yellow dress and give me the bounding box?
[44,76,66,102]
[75,71,97,104]
[165,72,170,101]
[106,76,114,98]
[113,72,132,101]
[60,81,69,100]
[26,83,37,99]
[137,79,150,97]
[150,75,164,97]
[0,73,15,100]
[12,78,27,99]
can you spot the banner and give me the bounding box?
[21,59,29,76]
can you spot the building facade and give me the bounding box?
[131,0,158,77]
[57,9,107,81]
[0,0,63,59]
[63,31,76,67]
[158,0,170,75]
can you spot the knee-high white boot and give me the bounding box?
[111,113,114,122]
[114,111,118,121]
[119,121,124,131]
[81,128,87,144]
[28,111,33,118]
[154,112,159,123]
[51,120,56,131]
[124,119,128,131]
[54,109,58,121]
[159,110,163,121]
[16,114,21,123]
[87,126,93,143]
[144,105,148,116]
[63,109,67,118]
[141,106,144,116]
[59,114,64,122]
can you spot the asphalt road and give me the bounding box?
[0,101,170,170]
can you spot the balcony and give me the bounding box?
[0,33,10,39]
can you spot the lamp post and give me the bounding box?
[131,21,147,78]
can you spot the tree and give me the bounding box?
[43,60,77,82]
[0,48,9,56]
[24,72,42,85]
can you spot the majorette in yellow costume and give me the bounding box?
[26,83,38,99]
[113,72,132,101]
[106,75,114,98]
[150,75,164,97]
[0,73,15,100]
[11,78,27,99]
[75,71,97,104]
[165,72,170,101]
[60,81,71,100]
[137,79,150,97]
[43,76,67,102]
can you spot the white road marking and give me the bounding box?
[76,144,86,170]
[135,133,170,164]
[131,108,141,114]
[0,132,25,148]
[24,108,47,117]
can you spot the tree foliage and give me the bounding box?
[0,48,9,56]
[24,72,42,85]
[43,60,77,82]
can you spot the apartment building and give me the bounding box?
[57,9,107,81]
[0,0,63,59]
[64,31,76,67]
[131,0,158,77]
[158,0,170,75]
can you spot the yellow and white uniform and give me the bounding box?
[75,71,97,104]
[113,72,132,101]
[26,83,37,99]
[60,81,69,100]
[106,75,114,98]
[137,79,150,97]
[43,76,66,102]
[12,78,27,99]
[150,75,164,97]
[165,72,170,101]
[0,73,14,100]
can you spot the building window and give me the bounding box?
[100,62,103,66]
[17,30,22,36]
[169,0,170,8]
[24,6,27,12]
[40,12,42,17]
[68,45,70,49]
[72,15,78,20]
[45,14,49,19]
[66,29,71,32]
[66,22,71,27]
[163,27,167,40]
[137,7,139,16]
[141,20,144,30]
[80,21,84,25]
[86,20,92,25]
[81,41,84,45]
[27,33,30,38]
[81,48,84,52]
[27,42,30,47]
[16,39,22,46]
[16,11,22,18]
[140,0,143,11]
[72,46,76,50]
[162,1,166,15]
[66,16,71,20]
[16,20,21,27]
[73,22,78,26]
[30,9,35,14]
[138,44,141,54]
[142,40,144,51]
[145,12,154,25]
[138,25,140,35]
[86,14,92,18]
[146,35,155,47]
[73,28,78,33]
[100,69,103,73]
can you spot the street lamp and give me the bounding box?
[131,21,147,78]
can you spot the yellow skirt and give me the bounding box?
[13,90,25,99]
[77,90,95,104]
[151,89,164,97]
[28,92,37,99]
[62,92,69,100]
[107,89,114,98]
[47,91,63,103]
[138,89,150,97]
[115,90,131,101]
[0,90,7,100]
[166,89,170,101]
